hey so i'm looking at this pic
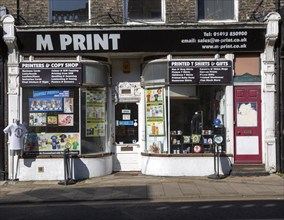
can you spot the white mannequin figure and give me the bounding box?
[3,119,28,180]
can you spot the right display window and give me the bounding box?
[145,85,226,154]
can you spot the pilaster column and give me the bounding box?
[262,12,281,172]
[1,15,19,124]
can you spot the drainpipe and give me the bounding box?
[17,0,20,24]
[275,0,281,172]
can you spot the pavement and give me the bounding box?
[0,172,283,204]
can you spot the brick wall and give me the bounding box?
[1,0,48,25]
[166,0,196,23]
[0,0,278,25]
[239,0,277,21]
[90,0,124,24]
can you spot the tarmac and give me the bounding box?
[0,172,283,205]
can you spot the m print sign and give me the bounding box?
[36,33,121,51]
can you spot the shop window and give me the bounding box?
[49,0,89,24]
[22,88,80,155]
[124,0,165,23]
[145,87,167,153]
[198,0,235,21]
[168,86,226,154]
[145,86,226,154]
[81,88,108,154]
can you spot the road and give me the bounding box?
[0,199,283,220]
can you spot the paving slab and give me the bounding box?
[0,173,283,204]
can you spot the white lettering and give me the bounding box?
[60,34,72,50]
[73,34,86,50]
[109,34,120,50]
[94,34,108,50]
[57,33,121,51]
[36,35,54,51]
[86,34,93,50]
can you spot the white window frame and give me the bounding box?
[197,0,238,23]
[125,0,166,24]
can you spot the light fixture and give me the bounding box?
[123,61,130,73]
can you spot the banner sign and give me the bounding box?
[19,62,82,86]
[169,60,233,85]
[16,28,266,53]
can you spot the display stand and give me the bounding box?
[10,151,20,181]
[208,144,225,179]
[58,148,76,185]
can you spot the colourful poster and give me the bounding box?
[145,88,165,136]
[86,88,106,137]
[147,121,164,136]
[29,113,47,126]
[29,97,63,112]
[24,133,80,154]
[58,114,74,126]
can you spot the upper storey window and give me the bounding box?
[49,0,89,23]
[198,0,235,21]
[125,0,165,23]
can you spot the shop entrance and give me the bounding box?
[113,102,140,171]
[234,86,262,163]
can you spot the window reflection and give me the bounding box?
[49,0,88,23]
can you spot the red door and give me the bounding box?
[234,86,262,163]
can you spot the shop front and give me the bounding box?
[1,13,281,180]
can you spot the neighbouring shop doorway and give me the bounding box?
[234,86,262,163]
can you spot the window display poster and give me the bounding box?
[147,121,164,136]
[29,97,63,111]
[86,88,106,103]
[86,122,106,137]
[33,90,69,98]
[58,114,74,126]
[29,113,47,126]
[86,88,106,137]
[146,88,163,103]
[24,132,80,154]
[47,116,58,125]
[146,88,165,136]
[146,104,163,118]
[64,98,73,113]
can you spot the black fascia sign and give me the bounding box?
[19,62,82,86]
[169,60,233,85]
[16,28,266,54]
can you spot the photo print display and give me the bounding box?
[29,113,47,126]
[64,98,73,113]
[25,89,78,130]
[47,116,58,125]
[58,114,74,126]
[29,97,63,111]
[23,88,79,155]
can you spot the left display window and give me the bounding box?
[22,88,80,155]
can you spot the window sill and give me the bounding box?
[141,152,233,157]
[21,152,113,159]
[198,19,237,23]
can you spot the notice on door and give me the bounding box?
[19,62,82,86]
[169,60,232,85]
